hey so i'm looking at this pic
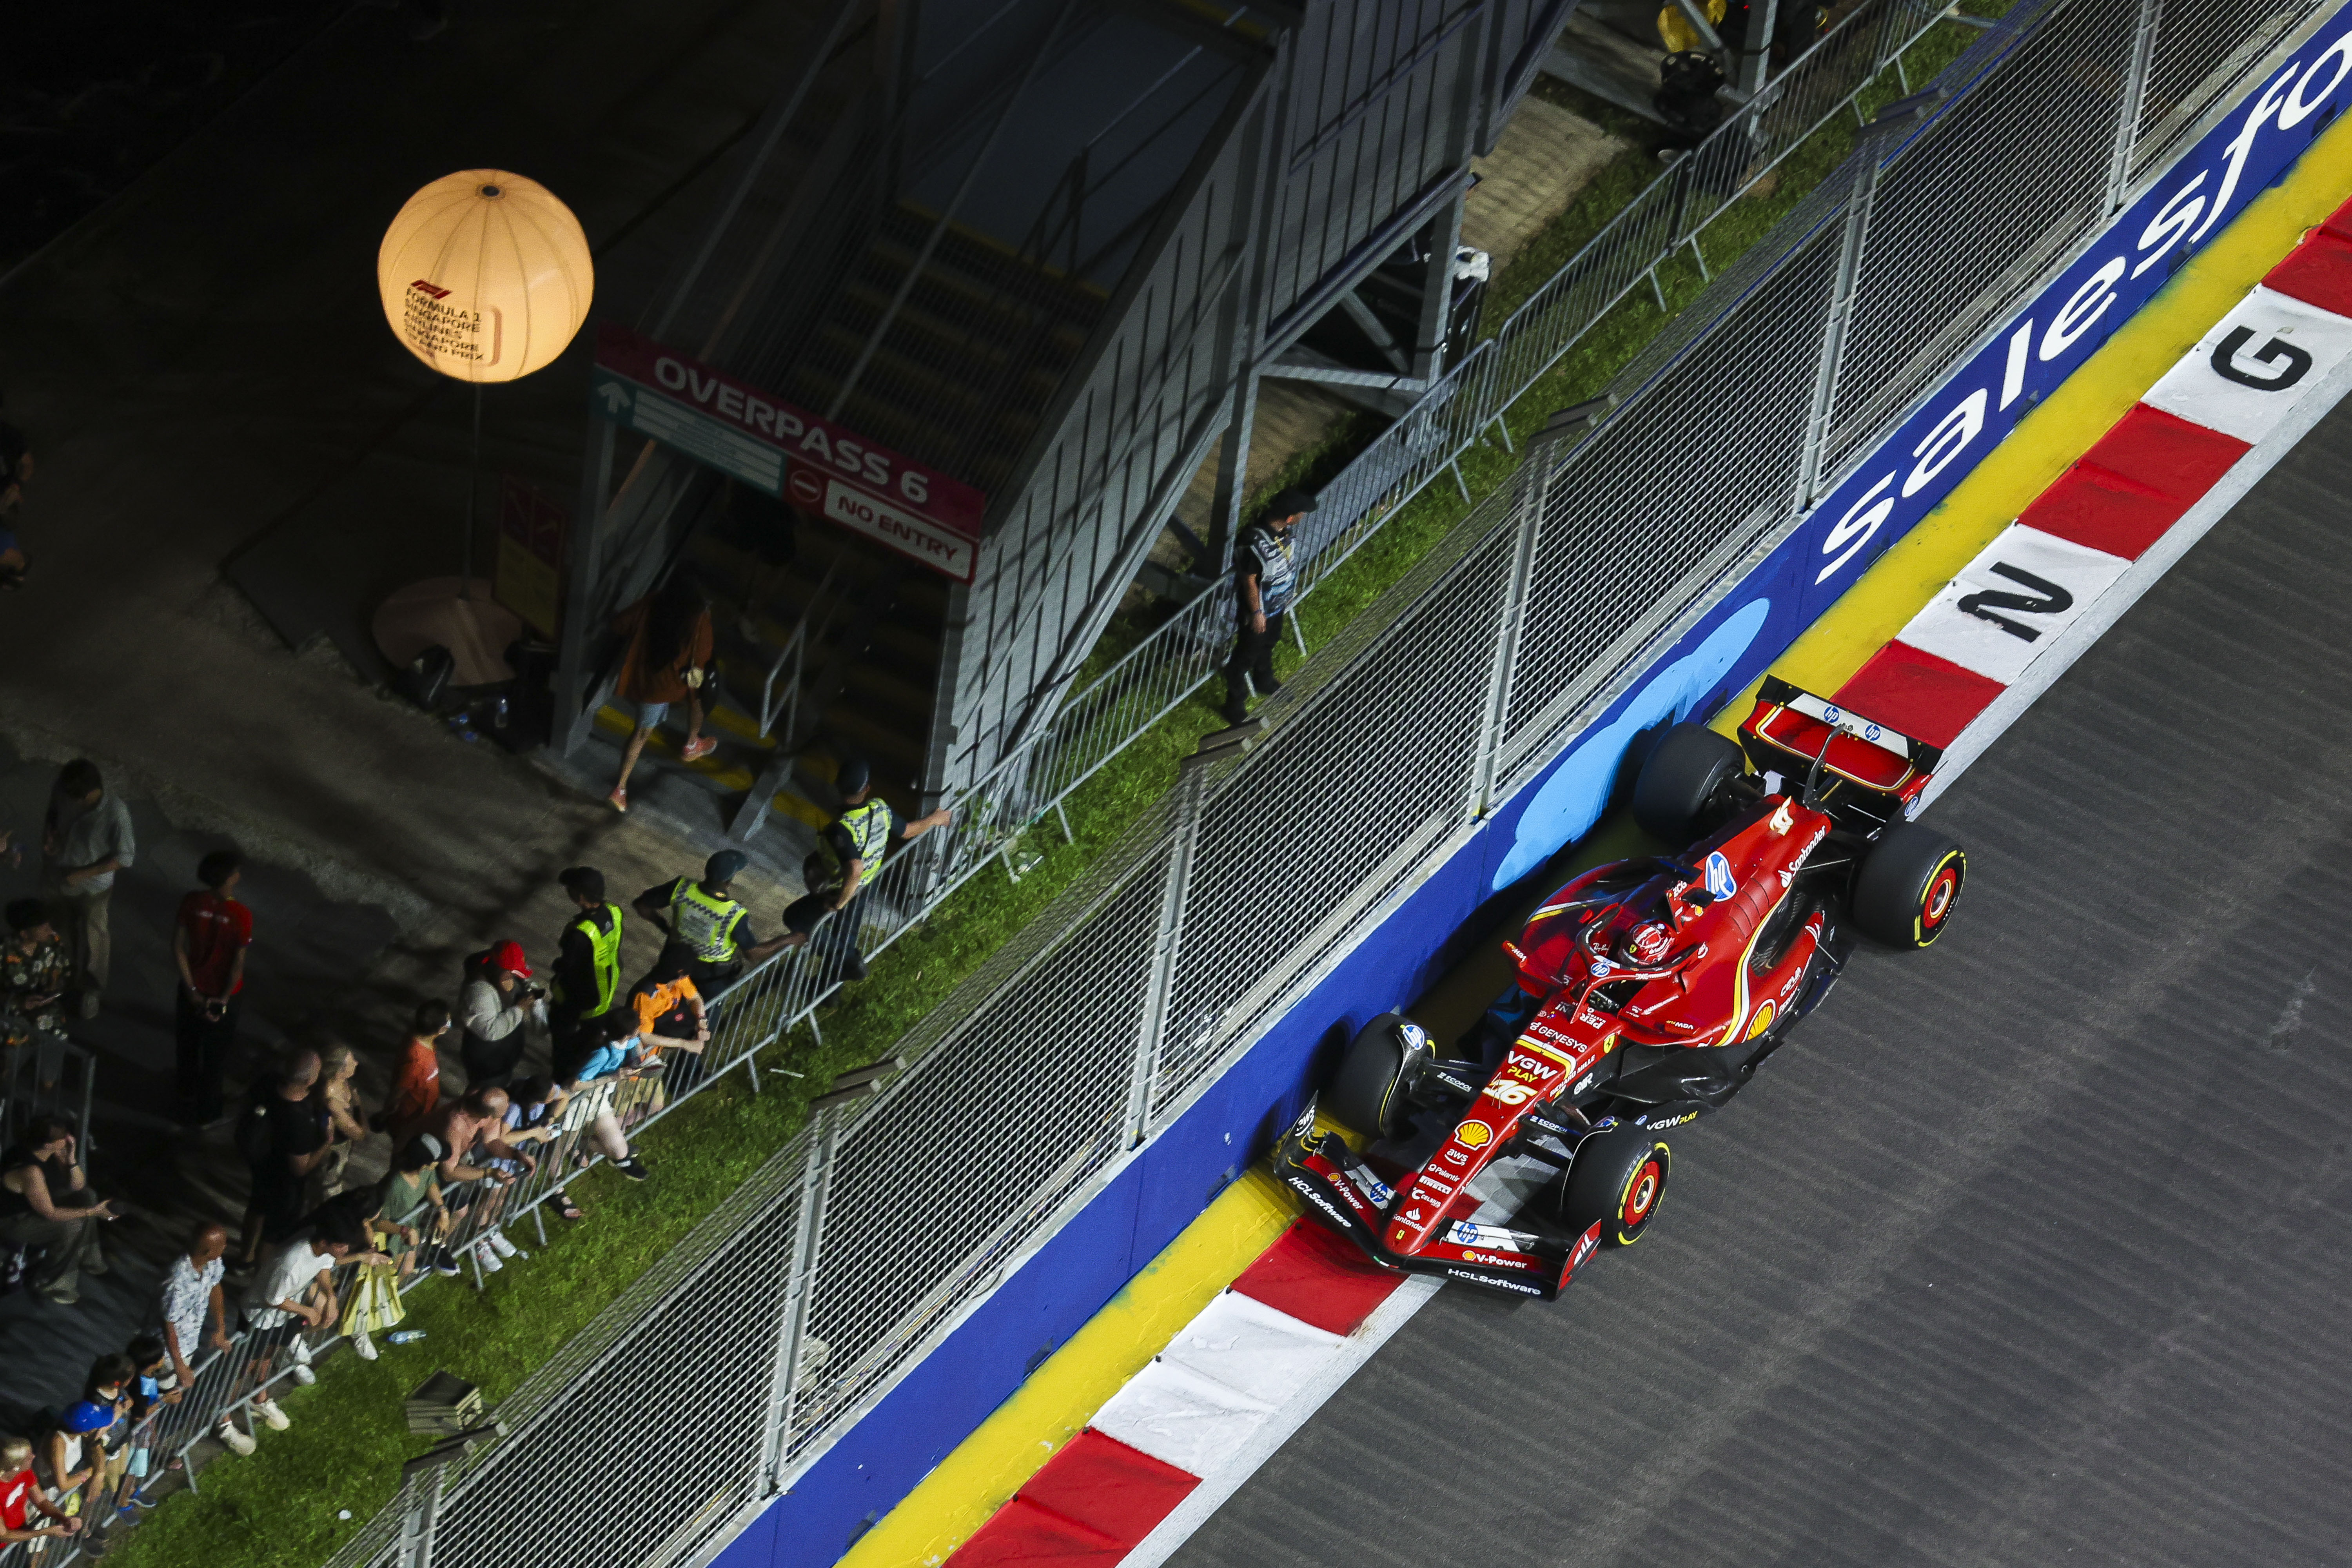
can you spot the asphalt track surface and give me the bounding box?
[1170,396,2352,1568]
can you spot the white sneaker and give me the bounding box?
[217,1421,256,1456]
[352,1329,378,1361]
[291,1365,317,1387]
[258,1401,291,1431]
[474,1240,503,1273]
[290,1334,314,1366]
[485,1227,518,1258]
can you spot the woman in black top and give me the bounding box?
[0,1117,121,1304]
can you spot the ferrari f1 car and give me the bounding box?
[1274,678,1967,1300]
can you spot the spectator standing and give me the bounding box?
[309,1045,369,1203]
[549,866,626,1060]
[240,1224,372,1434]
[112,1336,176,1523]
[1220,489,1316,724]
[625,954,711,1098]
[171,850,252,1126]
[782,757,952,982]
[378,1135,461,1277]
[383,1001,450,1144]
[39,1403,105,1544]
[234,1050,327,1267]
[554,1013,654,1180]
[39,760,135,1020]
[424,1088,532,1272]
[76,1355,135,1549]
[606,578,718,812]
[457,941,541,1091]
[0,1118,122,1305]
[634,850,787,995]
[0,1436,80,1550]
[500,1076,581,1219]
[1,899,70,1080]
[159,1223,243,1454]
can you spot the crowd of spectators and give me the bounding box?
[0,752,943,1556]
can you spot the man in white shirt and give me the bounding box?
[161,1222,241,1452]
[237,1226,377,1437]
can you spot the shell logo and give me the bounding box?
[1456,1121,1494,1149]
[1744,1000,1777,1041]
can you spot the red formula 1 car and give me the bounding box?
[1273,678,1968,1299]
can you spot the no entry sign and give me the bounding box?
[590,325,985,581]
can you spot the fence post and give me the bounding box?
[397,1469,443,1568]
[1794,150,1884,506]
[760,1096,850,1493]
[2106,0,2163,211]
[1467,401,1599,817]
[1124,724,1259,1147]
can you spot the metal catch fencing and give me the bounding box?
[269,0,2331,1562]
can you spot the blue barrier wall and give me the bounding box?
[719,15,2352,1562]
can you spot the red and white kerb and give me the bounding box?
[1835,197,2352,750]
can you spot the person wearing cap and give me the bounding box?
[42,1398,108,1531]
[549,866,626,1055]
[458,939,543,1091]
[781,755,953,984]
[1221,487,1316,724]
[633,850,788,994]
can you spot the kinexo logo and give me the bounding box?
[1808,11,2352,595]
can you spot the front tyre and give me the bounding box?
[1326,1013,1428,1143]
[1548,1123,1671,1247]
[1851,822,1966,949]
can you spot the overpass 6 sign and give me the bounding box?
[589,325,985,581]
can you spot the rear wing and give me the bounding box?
[1738,676,1941,798]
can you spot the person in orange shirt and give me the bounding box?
[628,956,710,1097]
[381,1001,450,1146]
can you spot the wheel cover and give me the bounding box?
[1622,1158,1663,1225]
[1921,860,1961,931]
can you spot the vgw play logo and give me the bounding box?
[1811,18,2352,591]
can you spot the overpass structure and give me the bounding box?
[549,0,1570,832]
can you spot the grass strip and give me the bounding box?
[114,17,2000,1567]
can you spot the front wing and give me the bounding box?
[1271,1108,1604,1302]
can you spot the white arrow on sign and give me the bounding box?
[594,380,630,416]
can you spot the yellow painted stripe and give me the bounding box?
[1715,105,2352,738]
[839,1169,1297,1568]
[847,110,2352,1568]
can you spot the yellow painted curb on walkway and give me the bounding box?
[843,108,2352,1568]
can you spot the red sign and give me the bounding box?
[594,326,986,579]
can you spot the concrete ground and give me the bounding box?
[1171,338,2352,1567]
[0,0,824,1413]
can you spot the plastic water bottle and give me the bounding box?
[493,695,510,730]
[385,1329,426,1345]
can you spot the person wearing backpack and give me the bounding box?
[234,1050,327,1268]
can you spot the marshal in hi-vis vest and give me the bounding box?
[670,881,747,963]
[551,904,624,1016]
[837,799,894,891]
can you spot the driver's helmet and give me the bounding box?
[1619,918,1675,966]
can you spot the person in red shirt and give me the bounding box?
[0,1434,79,1548]
[382,1001,450,1145]
[172,850,252,1126]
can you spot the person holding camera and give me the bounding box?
[457,939,542,1092]
[0,1116,124,1305]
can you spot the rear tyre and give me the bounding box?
[1850,822,1966,949]
[1633,723,1748,842]
[1547,1123,1671,1247]
[1326,1013,1427,1143]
